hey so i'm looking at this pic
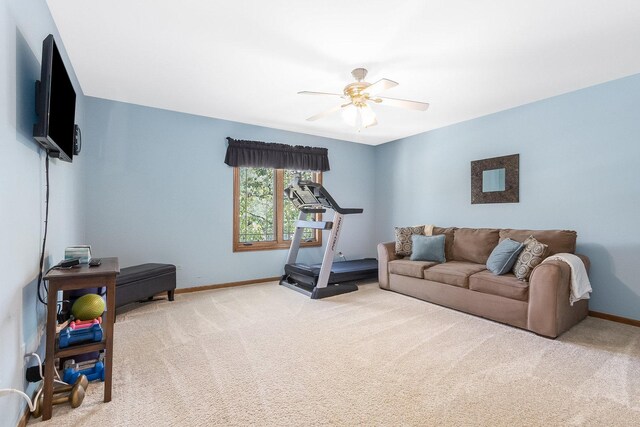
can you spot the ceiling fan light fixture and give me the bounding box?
[341,104,358,127]
[360,104,377,128]
[341,104,377,130]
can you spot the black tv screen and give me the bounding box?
[33,34,76,162]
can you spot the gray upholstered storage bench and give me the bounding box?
[115,263,176,308]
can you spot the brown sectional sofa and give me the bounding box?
[377,227,590,338]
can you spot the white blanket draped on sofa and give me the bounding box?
[541,253,592,305]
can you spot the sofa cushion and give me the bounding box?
[499,229,576,255]
[451,228,500,264]
[389,259,438,278]
[513,236,549,281]
[432,226,457,261]
[486,238,524,275]
[394,225,425,256]
[410,235,446,263]
[469,270,529,301]
[422,261,487,288]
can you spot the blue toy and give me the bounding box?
[64,361,105,383]
[58,323,103,348]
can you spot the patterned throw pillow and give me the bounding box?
[395,225,425,256]
[512,236,549,281]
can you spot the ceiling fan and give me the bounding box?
[298,68,429,129]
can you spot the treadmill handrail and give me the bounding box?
[314,183,363,214]
[336,207,364,214]
[290,180,364,215]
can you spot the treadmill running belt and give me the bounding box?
[284,258,378,287]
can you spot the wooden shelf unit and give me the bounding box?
[42,257,119,421]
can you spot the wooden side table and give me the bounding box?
[42,257,119,420]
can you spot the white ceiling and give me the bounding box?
[47,0,640,146]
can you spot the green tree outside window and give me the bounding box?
[234,167,322,251]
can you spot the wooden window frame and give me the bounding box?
[233,167,323,252]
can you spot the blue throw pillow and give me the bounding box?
[486,238,525,275]
[410,234,446,263]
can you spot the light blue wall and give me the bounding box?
[0,1,86,424]
[375,73,640,321]
[84,75,640,321]
[82,97,377,288]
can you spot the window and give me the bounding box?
[233,167,322,252]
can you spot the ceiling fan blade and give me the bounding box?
[377,96,430,111]
[305,103,350,122]
[298,91,344,98]
[364,78,398,96]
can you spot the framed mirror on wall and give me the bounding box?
[471,154,519,204]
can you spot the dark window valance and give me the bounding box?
[224,137,330,171]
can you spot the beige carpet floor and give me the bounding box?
[30,282,640,426]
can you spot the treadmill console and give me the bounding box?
[285,180,331,212]
[285,177,363,215]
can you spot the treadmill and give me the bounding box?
[279,175,378,299]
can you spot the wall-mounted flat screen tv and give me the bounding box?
[33,34,76,162]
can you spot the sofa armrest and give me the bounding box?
[575,253,590,272]
[527,254,590,338]
[377,242,398,289]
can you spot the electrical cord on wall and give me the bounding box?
[0,387,37,413]
[36,154,50,305]
[0,353,67,413]
[3,154,56,414]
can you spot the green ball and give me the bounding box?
[71,294,105,321]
